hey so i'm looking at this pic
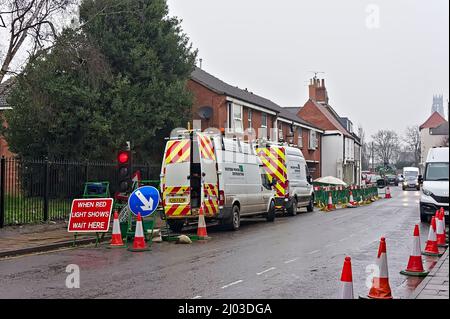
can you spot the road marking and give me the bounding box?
[256,267,276,276]
[325,243,335,247]
[339,237,347,242]
[284,258,299,264]
[192,295,202,299]
[308,250,320,254]
[221,280,243,289]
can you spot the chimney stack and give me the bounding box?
[308,77,329,104]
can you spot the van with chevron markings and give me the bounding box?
[256,142,315,215]
[160,130,276,232]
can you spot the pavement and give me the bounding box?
[410,248,449,299]
[0,221,103,258]
[0,186,448,299]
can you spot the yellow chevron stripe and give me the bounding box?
[165,140,189,164]
[171,205,190,216]
[198,134,216,160]
[274,147,286,161]
[260,150,286,182]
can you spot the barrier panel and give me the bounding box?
[314,184,379,210]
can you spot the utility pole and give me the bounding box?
[371,141,374,172]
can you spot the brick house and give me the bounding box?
[293,78,362,185]
[188,67,324,178]
[419,111,449,170]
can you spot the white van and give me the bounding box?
[402,167,420,190]
[160,131,276,232]
[256,143,314,215]
[419,147,449,222]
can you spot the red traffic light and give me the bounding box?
[118,151,130,164]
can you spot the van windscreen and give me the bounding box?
[425,163,449,181]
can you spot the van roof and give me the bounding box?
[426,147,449,163]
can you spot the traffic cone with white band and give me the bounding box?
[440,207,448,243]
[197,205,209,240]
[400,225,428,277]
[128,213,150,252]
[338,257,354,299]
[349,191,356,206]
[385,186,391,199]
[109,211,125,248]
[327,192,333,211]
[422,216,441,257]
[436,210,447,247]
[367,237,393,299]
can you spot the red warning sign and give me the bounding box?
[68,198,113,233]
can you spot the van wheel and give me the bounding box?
[266,201,276,222]
[306,197,314,212]
[167,220,184,233]
[227,205,241,231]
[287,198,297,216]
[420,206,430,223]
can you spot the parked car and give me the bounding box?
[419,147,449,223]
[386,175,398,186]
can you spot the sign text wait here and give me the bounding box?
[68,198,113,233]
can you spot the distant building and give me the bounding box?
[431,94,444,117]
[419,111,449,169]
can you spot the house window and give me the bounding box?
[298,127,303,147]
[248,109,252,129]
[278,122,283,141]
[232,103,243,133]
[261,112,267,128]
[309,130,317,150]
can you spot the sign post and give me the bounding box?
[68,198,114,247]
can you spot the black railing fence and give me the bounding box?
[0,157,160,227]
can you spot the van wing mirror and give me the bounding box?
[307,175,313,184]
[271,178,278,187]
[418,175,423,184]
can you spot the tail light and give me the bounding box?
[219,190,225,206]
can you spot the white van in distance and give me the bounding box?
[419,147,449,222]
[160,131,276,232]
[402,167,420,190]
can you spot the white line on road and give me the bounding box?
[339,237,348,242]
[221,280,243,289]
[192,295,202,299]
[308,250,320,254]
[256,267,276,276]
[284,258,299,264]
[325,243,336,247]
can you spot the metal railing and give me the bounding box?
[0,157,160,227]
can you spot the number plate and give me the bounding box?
[168,197,187,204]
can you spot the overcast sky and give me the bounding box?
[167,0,449,138]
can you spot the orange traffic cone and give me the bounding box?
[400,225,429,277]
[367,237,393,299]
[440,208,447,243]
[422,216,441,257]
[436,210,448,247]
[109,211,125,248]
[349,191,355,205]
[327,192,333,210]
[385,187,391,199]
[197,205,209,240]
[128,213,150,252]
[338,256,354,299]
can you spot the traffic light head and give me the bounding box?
[117,150,132,193]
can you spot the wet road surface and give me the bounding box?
[0,187,446,299]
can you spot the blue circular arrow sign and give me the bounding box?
[128,186,161,217]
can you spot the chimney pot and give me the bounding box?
[321,79,325,87]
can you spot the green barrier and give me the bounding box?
[313,184,379,209]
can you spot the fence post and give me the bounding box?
[0,157,5,228]
[43,159,49,222]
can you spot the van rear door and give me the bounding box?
[161,139,191,218]
[257,146,288,199]
[196,133,219,218]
